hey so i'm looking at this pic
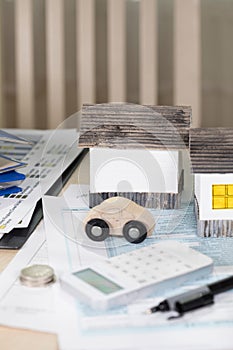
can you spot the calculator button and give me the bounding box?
[105,242,211,289]
[137,279,146,284]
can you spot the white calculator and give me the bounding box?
[60,241,213,310]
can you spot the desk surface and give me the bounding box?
[0,152,89,350]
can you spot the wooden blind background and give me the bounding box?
[0,0,232,130]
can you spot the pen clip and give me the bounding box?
[167,311,183,320]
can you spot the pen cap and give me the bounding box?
[175,289,214,314]
[208,276,233,295]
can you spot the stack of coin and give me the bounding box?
[19,264,55,287]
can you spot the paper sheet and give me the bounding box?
[0,222,59,333]
[14,204,37,228]
[1,184,233,349]
[0,129,33,144]
[0,129,82,233]
[43,185,233,350]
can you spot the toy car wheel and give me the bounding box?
[85,219,109,241]
[123,220,147,244]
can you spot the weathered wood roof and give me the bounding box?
[78,103,191,149]
[190,128,233,173]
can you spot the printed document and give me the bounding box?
[1,184,233,349]
[43,185,233,350]
[0,129,81,234]
[0,222,59,333]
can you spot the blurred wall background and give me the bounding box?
[0,0,232,129]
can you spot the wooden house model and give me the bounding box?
[78,103,191,209]
[190,128,233,237]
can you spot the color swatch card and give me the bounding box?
[0,186,22,197]
[0,129,33,144]
[0,170,26,189]
[0,154,26,173]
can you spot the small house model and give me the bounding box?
[78,103,191,209]
[190,128,233,237]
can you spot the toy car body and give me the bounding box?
[84,196,155,244]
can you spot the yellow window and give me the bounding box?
[213,185,226,196]
[228,185,233,196]
[213,197,226,209]
[227,197,233,209]
[212,184,233,209]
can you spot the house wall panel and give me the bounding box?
[197,174,233,221]
[90,148,180,193]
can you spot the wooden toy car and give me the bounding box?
[84,196,155,244]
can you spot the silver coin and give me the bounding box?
[19,274,54,285]
[20,264,55,287]
[19,275,55,287]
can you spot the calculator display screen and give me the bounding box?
[74,268,123,294]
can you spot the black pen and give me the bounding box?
[146,275,233,317]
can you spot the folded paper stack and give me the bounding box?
[0,130,29,196]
